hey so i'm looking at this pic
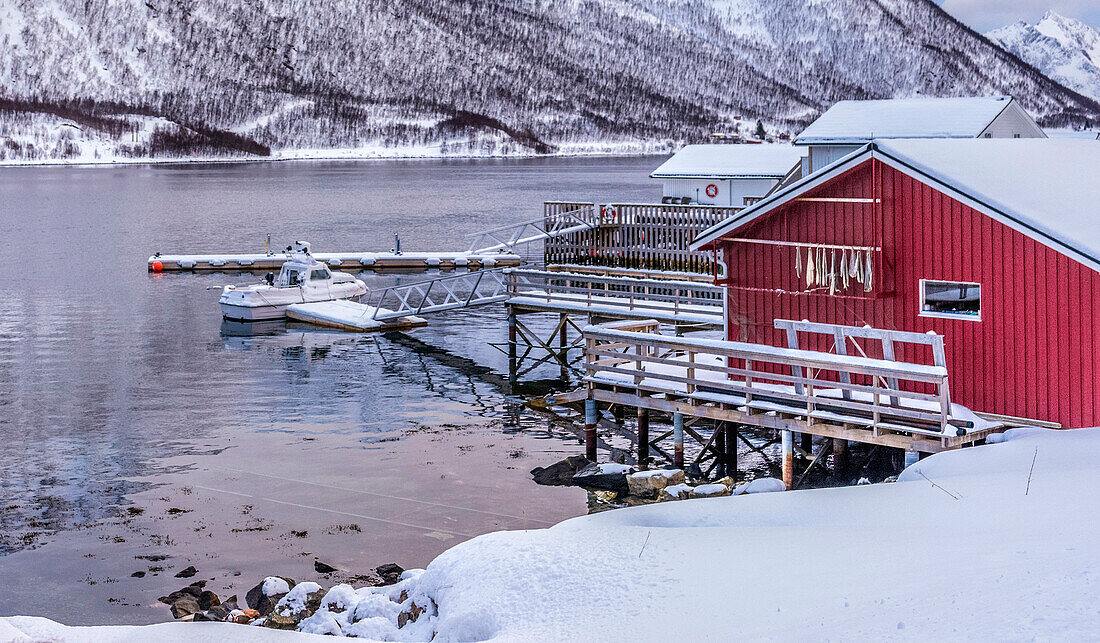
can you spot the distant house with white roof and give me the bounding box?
[795,96,1046,173]
[650,144,805,207]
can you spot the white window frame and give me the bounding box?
[919,279,982,322]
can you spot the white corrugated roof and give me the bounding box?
[691,138,1100,270]
[794,96,1016,145]
[876,138,1100,266]
[650,144,804,179]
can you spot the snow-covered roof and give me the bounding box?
[794,96,1020,145]
[876,138,1100,266]
[650,144,804,179]
[692,139,1100,271]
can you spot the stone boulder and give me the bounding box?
[376,563,405,585]
[657,483,694,501]
[731,477,787,495]
[572,462,634,494]
[170,595,201,619]
[626,469,685,498]
[531,455,590,486]
[690,483,730,498]
[246,576,297,616]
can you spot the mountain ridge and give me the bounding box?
[987,11,1100,103]
[1,0,1098,162]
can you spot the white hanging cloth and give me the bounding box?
[839,250,849,290]
[795,246,802,279]
[817,246,827,287]
[829,249,837,295]
[806,247,815,288]
[849,249,859,278]
[864,249,874,292]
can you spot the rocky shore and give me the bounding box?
[531,457,788,511]
[157,562,430,637]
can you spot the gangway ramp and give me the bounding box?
[466,203,598,254]
[287,268,725,332]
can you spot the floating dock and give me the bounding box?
[285,300,427,332]
[148,251,521,272]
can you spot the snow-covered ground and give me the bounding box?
[4,427,1098,641]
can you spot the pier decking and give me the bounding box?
[562,317,1035,487]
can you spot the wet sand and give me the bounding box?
[0,419,588,625]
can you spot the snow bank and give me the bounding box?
[5,428,1099,641]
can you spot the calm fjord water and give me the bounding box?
[0,156,660,623]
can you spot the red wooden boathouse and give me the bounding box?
[692,138,1100,428]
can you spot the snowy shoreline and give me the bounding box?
[0,142,673,169]
[4,426,1098,641]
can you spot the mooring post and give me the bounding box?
[781,430,794,489]
[637,408,650,471]
[584,399,598,461]
[833,438,848,477]
[673,412,684,469]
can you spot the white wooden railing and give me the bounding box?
[505,269,724,325]
[583,320,967,438]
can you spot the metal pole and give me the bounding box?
[637,408,650,471]
[673,412,684,469]
[781,430,794,490]
[585,399,598,462]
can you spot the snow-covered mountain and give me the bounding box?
[987,11,1100,102]
[1,0,1099,162]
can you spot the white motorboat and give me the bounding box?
[219,252,368,321]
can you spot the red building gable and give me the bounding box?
[693,141,1100,428]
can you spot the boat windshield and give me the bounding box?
[278,265,305,287]
[309,268,331,281]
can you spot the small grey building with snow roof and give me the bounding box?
[650,144,805,208]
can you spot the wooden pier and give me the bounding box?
[148,250,521,273]
[568,318,1032,488]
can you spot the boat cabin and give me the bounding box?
[691,138,1100,429]
[276,257,331,287]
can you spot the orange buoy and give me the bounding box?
[152,261,164,272]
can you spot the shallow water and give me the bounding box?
[0,156,664,624]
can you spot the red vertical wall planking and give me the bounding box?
[719,159,1099,428]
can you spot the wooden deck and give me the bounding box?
[573,318,1020,487]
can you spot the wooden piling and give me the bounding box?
[833,438,848,477]
[725,424,737,479]
[673,412,684,469]
[507,307,517,383]
[715,428,726,477]
[782,430,794,489]
[637,408,650,471]
[585,399,598,462]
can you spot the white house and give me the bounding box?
[650,144,805,207]
[794,96,1046,173]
